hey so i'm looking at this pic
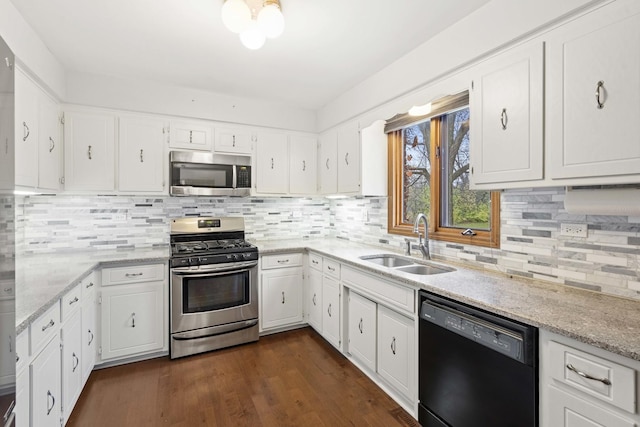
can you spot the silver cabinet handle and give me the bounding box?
[327,266,335,272]
[281,291,285,304]
[88,329,94,346]
[500,108,508,130]
[566,364,611,386]
[326,158,330,170]
[302,160,306,171]
[41,319,55,332]
[131,312,136,328]
[189,130,193,143]
[46,390,55,415]
[125,272,144,277]
[327,303,332,317]
[22,122,29,141]
[232,135,236,147]
[344,152,349,166]
[49,136,55,153]
[312,259,319,265]
[140,149,144,163]
[271,158,274,169]
[8,335,12,354]
[358,318,363,334]
[312,293,317,306]
[277,259,289,264]
[69,296,79,305]
[3,287,12,293]
[596,80,605,109]
[391,337,396,355]
[86,282,94,289]
[72,352,79,372]
[87,145,92,160]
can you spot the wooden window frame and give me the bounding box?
[387,116,500,248]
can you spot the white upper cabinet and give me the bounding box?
[64,111,116,191]
[169,120,212,151]
[318,130,338,194]
[14,67,39,188]
[215,126,253,155]
[547,0,640,182]
[0,94,14,191]
[38,93,62,191]
[337,122,360,193]
[255,131,289,194]
[470,41,544,188]
[118,115,167,193]
[289,134,317,195]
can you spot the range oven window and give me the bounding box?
[172,162,233,188]
[182,270,250,313]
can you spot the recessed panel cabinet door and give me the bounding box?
[261,267,303,330]
[377,305,414,400]
[347,291,377,371]
[289,135,317,194]
[38,94,62,191]
[14,68,39,188]
[470,41,544,186]
[547,1,640,180]
[118,116,166,192]
[319,131,337,194]
[61,309,83,422]
[64,111,116,191]
[30,334,62,427]
[322,276,341,350]
[256,131,288,194]
[307,268,323,332]
[337,124,360,193]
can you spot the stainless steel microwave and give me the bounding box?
[169,151,251,196]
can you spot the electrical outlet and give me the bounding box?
[560,223,588,238]
[113,213,127,221]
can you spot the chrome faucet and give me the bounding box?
[413,213,430,260]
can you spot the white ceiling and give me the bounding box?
[10,0,490,110]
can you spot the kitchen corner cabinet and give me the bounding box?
[64,111,116,191]
[547,0,640,183]
[255,131,289,194]
[347,290,377,371]
[169,120,212,151]
[14,67,39,188]
[289,134,317,195]
[469,40,544,188]
[260,253,304,331]
[99,264,167,362]
[118,116,167,193]
[214,126,253,154]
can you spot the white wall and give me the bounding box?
[317,0,605,131]
[0,0,66,99]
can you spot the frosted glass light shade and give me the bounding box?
[221,0,251,34]
[257,4,285,39]
[240,20,266,50]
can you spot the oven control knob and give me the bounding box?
[189,257,200,266]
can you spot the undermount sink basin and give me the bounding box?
[359,254,455,275]
[359,254,413,267]
[395,264,455,276]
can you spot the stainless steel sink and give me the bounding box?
[395,264,454,275]
[359,254,455,275]
[359,254,413,267]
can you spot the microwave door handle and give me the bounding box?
[232,165,237,189]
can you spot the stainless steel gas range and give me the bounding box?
[169,217,259,359]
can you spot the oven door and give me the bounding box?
[170,261,258,334]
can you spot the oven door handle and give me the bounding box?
[171,260,258,275]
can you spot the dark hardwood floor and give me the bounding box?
[67,327,418,427]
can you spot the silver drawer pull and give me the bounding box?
[312,260,319,265]
[3,287,12,293]
[131,312,136,328]
[566,364,611,386]
[86,282,94,289]
[277,259,289,264]
[595,80,605,109]
[69,296,79,305]
[46,390,55,415]
[327,266,335,272]
[125,272,144,277]
[41,319,55,332]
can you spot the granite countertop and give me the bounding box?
[16,246,170,334]
[255,238,640,361]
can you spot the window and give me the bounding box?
[387,93,500,248]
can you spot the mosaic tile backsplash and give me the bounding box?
[17,187,640,300]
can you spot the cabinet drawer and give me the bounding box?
[261,253,303,269]
[324,259,340,279]
[0,279,14,300]
[309,253,323,271]
[30,303,60,357]
[342,266,414,314]
[61,284,82,321]
[102,264,165,286]
[15,330,29,372]
[549,340,635,413]
[548,385,635,427]
[81,272,98,299]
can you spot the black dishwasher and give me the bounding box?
[418,291,538,427]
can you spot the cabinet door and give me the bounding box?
[377,305,414,399]
[64,111,116,191]
[16,367,29,427]
[169,120,212,150]
[81,288,96,384]
[289,135,317,194]
[337,123,360,193]
[61,309,82,422]
[14,68,39,188]
[118,116,166,192]
[261,267,303,330]
[307,268,323,333]
[547,385,634,427]
[347,291,376,371]
[37,94,62,191]
[30,334,61,427]
[0,304,14,387]
[100,281,164,361]
[256,132,288,194]
[322,276,341,350]
[470,41,544,186]
[547,2,640,180]
[318,131,337,194]
[0,94,14,190]
[215,127,253,154]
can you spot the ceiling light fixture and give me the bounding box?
[221,0,284,50]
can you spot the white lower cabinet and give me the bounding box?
[306,266,323,332]
[0,300,14,389]
[30,333,62,427]
[16,363,29,427]
[81,279,97,383]
[61,309,82,422]
[347,291,377,371]
[321,276,341,350]
[548,385,635,427]
[377,305,414,400]
[260,253,304,331]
